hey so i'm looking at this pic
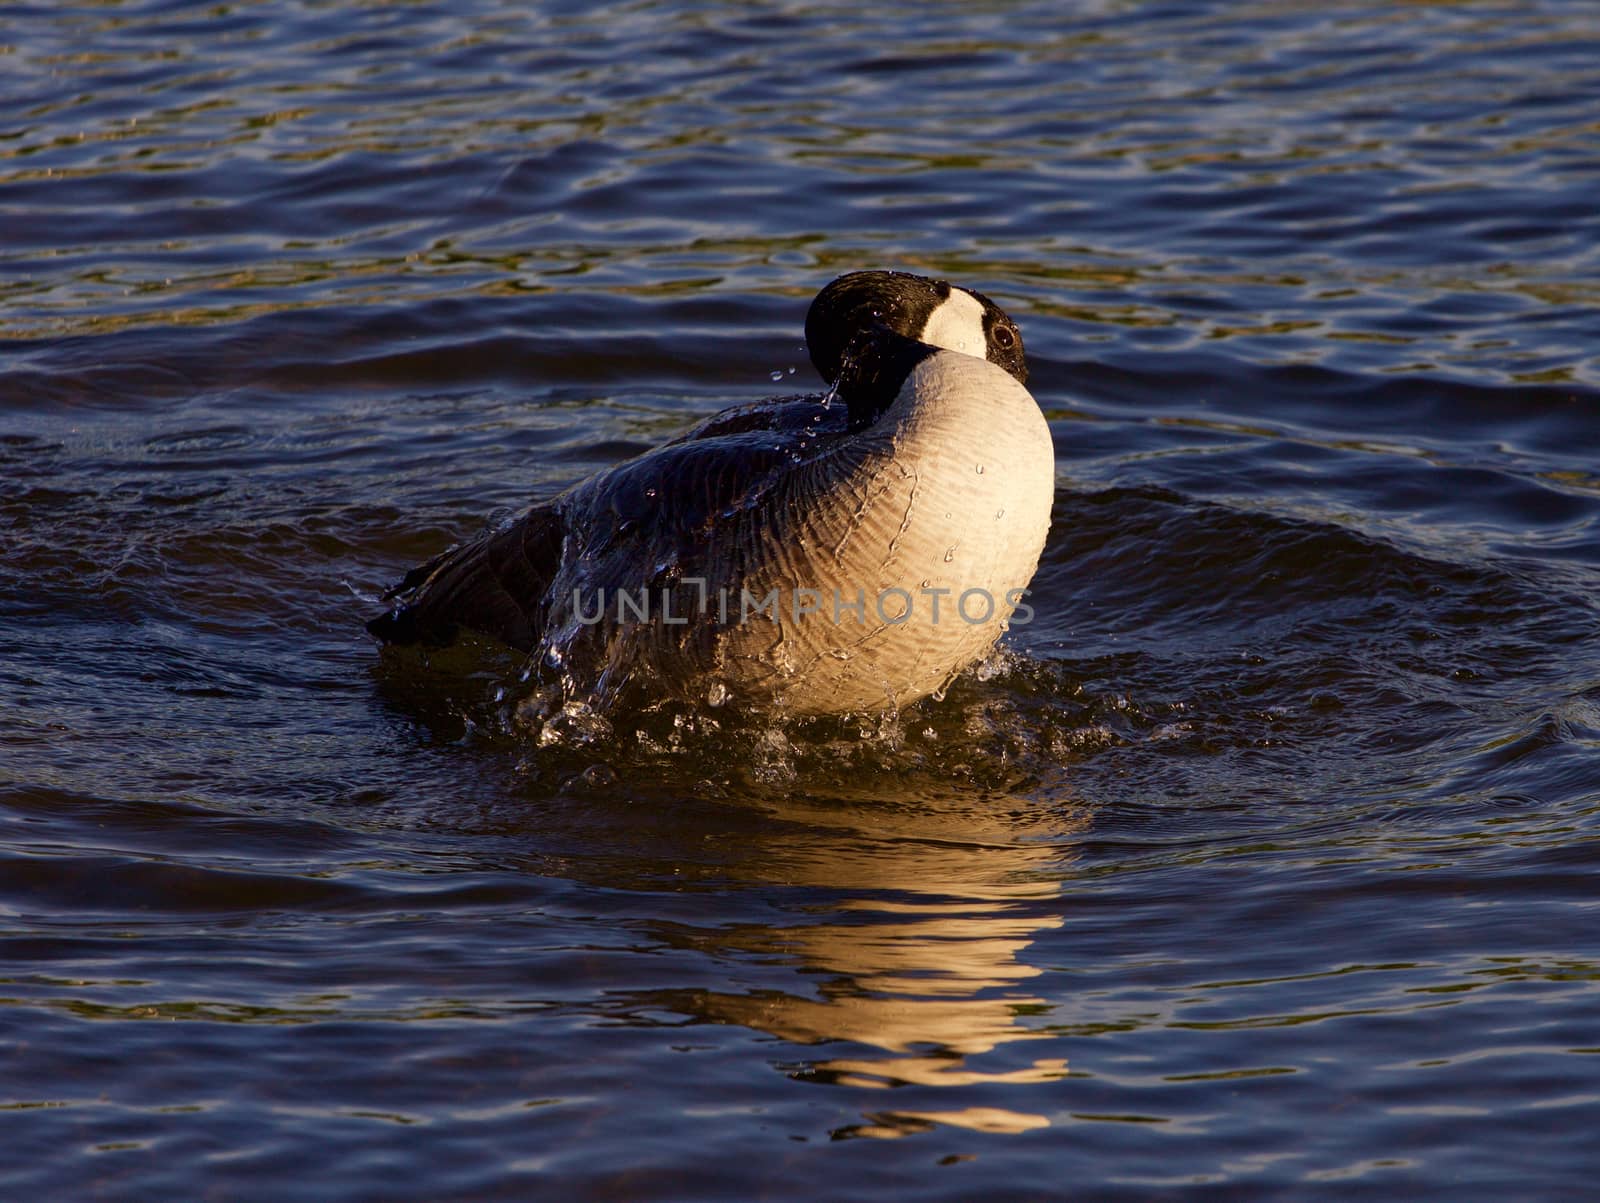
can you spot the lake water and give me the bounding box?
[4,1,1600,1197]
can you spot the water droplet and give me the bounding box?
[920,578,931,588]
[975,463,985,474]
[705,681,729,707]
[995,508,1005,519]
[943,547,956,562]
[644,487,657,500]
[769,369,785,382]
[578,763,617,789]
[787,366,796,376]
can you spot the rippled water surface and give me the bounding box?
[5,1,1600,1197]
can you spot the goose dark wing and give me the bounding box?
[366,502,565,650]
[557,425,821,589]
[367,398,847,653]
[662,393,846,446]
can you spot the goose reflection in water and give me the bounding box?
[636,777,1083,1139]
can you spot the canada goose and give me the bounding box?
[369,271,1055,715]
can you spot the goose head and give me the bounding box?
[804,270,1028,388]
[804,270,1030,431]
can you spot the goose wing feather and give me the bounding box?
[368,395,843,651]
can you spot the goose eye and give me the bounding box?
[993,325,1016,350]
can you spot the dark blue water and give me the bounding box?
[4,1,1600,1197]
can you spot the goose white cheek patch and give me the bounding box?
[918,288,988,360]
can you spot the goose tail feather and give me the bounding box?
[367,505,563,652]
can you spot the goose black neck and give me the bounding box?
[834,327,939,432]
